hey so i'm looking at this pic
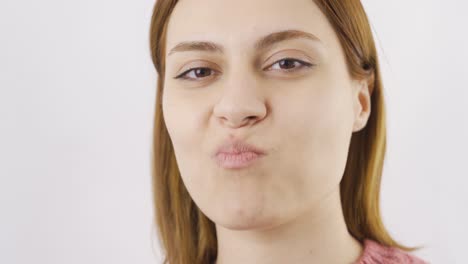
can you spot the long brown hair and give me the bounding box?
[149,1,424,263]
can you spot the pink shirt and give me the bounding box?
[354,239,429,264]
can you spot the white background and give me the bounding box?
[0,0,466,263]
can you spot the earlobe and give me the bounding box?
[352,80,372,132]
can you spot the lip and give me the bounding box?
[213,138,267,169]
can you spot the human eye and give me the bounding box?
[173,67,219,81]
[265,58,314,72]
[172,58,313,82]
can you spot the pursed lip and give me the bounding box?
[212,138,267,169]
[213,138,267,156]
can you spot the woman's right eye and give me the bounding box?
[173,67,216,81]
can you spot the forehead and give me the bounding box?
[165,0,337,55]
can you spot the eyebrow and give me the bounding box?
[167,29,321,56]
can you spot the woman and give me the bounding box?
[149,0,429,263]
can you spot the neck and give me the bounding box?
[214,187,363,264]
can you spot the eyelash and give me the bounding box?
[173,58,314,81]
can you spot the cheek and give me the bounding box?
[162,93,185,148]
[162,89,202,167]
[161,92,220,221]
[161,87,214,191]
[281,80,354,186]
[162,86,205,142]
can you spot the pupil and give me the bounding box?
[195,68,210,77]
[280,59,295,69]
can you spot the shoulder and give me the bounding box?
[354,239,429,264]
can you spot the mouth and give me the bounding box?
[213,137,267,169]
[214,151,265,169]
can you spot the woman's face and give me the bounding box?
[162,0,370,230]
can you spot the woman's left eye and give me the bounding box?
[266,58,314,71]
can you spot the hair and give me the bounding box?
[149,1,424,263]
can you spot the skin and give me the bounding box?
[162,0,371,263]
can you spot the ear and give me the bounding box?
[352,79,372,132]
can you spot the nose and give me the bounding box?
[213,72,267,129]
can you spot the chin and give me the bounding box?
[214,207,283,231]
